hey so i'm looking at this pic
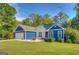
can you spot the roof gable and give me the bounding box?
[50,25,64,29]
[48,24,64,30]
[15,26,24,32]
[43,24,64,30]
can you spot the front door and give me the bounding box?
[53,30,58,39]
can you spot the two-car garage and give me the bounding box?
[15,31,36,40]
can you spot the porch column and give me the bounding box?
[36,31,39,40]
[24,32,26,40]
[62,30,64,42]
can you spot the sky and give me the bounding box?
[11,3,76,21]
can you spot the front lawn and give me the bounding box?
[0,40,79,55]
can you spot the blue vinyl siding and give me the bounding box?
[15,26,24,32]
[51,25,62,29]
[26,31,36,39]
[54,30,63,38]
[53,30,58,39]
[48,25,64,39]
[48,29,64,39]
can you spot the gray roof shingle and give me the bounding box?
[19,25,37,31]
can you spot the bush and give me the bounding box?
[44,38,55,42]
[65,28,79,44]
[44,38,47,42]
[57,38,63,42]
[51,38,55,42]
[66,39,72,43]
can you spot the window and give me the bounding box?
[50,31,53,37]
[45,32,48,37]
[58,31,62,38]
[39,32,42,37]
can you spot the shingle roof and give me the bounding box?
[43,24,54,30]
[16,23,64,32]
[19,25,37,31]
[17,25,46,32]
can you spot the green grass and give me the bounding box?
[0,40,79,55]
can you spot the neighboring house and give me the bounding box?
[14,24,64,41]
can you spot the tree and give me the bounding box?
[29,13,43,27]
[22,18,32,26]
[22,13,42,27]
[42,14,54,25]
[62,19,72,28]
[71,3,79,30]
[0,4,16,16]
[53,12,69,25]
[22,13,55,27]
[16,20,22,25]
[0,3,16,39]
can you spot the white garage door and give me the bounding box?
[15,32,24,39]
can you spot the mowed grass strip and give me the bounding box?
[0,40,79,55]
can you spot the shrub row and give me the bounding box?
[44,38,64,42]
[44,38,55,42]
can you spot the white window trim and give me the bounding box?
[50,31,53,38]
[58,31,62,38]
[39,32,42,38]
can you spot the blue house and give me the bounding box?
[14,24,64,41]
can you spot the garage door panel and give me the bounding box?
[26,32,36,39]
[15,32,24,39]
